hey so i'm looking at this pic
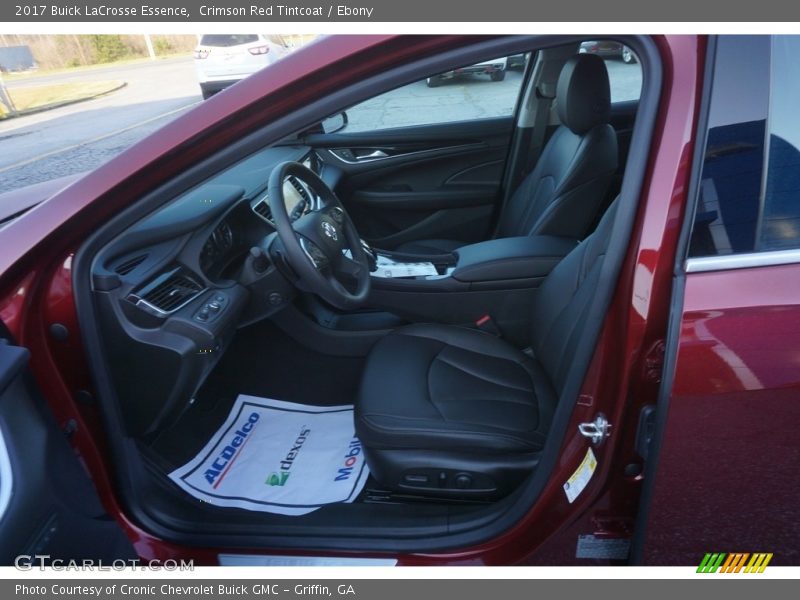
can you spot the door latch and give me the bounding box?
[578,413,611,446]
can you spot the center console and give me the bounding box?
[368,235,578,346]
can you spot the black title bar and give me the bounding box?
[2,0,800,22]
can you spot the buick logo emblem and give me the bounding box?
[322,221,338,241]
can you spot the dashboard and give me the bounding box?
[102,149,324,287]
[195,174,316,280]
[199,156,319,280]
[89,145,333,436]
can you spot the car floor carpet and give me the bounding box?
[150,318,366,467]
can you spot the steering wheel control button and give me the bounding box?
[300,238,328,268]
[268,292,283,306]
[330,207,345,224]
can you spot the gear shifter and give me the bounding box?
[359,239,378,272]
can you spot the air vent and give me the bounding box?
[288,176,309,200]
[113,254,147,276]
[252,198,272,222]
[130,268,204,315]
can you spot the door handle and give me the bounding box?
[355,149,389,161]
[330,148,392,163]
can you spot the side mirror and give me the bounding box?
[321,111,348,134]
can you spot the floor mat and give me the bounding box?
[168,395,369,516]
[196,319,366,409]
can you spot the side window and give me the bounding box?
[341,54,526,133]
[689,36,769,257]
[689,35,800,258]
[760,36,800,251]
[579,41,642,103]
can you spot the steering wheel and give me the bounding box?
[268,161,371,310]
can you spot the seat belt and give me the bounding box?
[492,87,554,238]
[527,84,556,174]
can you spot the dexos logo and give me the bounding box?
[265,426,310,487]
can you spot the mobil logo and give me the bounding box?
[335,437,362,481]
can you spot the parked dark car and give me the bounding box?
[426,56,508,86]
[0,34,797,568]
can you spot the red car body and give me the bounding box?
[0,34,796,566]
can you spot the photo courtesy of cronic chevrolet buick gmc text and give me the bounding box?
[0,35,798,567]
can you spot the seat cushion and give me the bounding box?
[392,238,463,256]
[356,324,557,454]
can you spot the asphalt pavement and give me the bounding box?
[0,56,642,194]
[346,63,641,132]
[0,56,201,192]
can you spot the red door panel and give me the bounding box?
[641,264,800,565]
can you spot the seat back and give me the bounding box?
[529,198,618,395]
[496,54,618,241]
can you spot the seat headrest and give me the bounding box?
[556,54,611,135]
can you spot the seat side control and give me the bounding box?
[401,469,494,494]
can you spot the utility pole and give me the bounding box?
[0,70,18,117]
[143,34,156,59]
[73,35,89,66]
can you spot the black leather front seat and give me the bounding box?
[395,54,618,256]
[356,200,619,497]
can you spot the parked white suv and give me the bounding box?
[194,34,290,99]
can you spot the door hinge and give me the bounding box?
[642,339,666,383]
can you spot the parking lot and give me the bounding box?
[0,55,641,193]
[346,60,641,132]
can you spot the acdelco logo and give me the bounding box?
[697,552,773,573]
[204,412,260,488]
[334,437,362,481]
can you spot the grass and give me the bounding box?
[2,52,192,81]
[0,80,125,117]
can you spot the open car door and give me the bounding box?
[0,338,135,566]
[633,35,800,567]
